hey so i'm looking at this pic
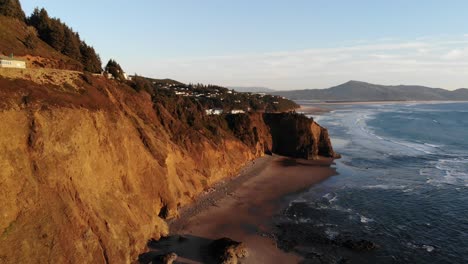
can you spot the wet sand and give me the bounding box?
[144,155,337,263]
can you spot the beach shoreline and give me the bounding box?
[296,100,468,106]
[141,155,337,263]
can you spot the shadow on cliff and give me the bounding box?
[139,234,219,264]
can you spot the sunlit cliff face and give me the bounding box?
[0,72,334,263]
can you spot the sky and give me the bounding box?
[20,0,468,90]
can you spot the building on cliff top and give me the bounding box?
[205,108,224,115]
[0,56,26,69]
[231,109,246,114]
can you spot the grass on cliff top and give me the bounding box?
[0,67,84,92]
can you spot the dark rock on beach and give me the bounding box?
[209,237,249,264]
[274,222,379,263]
[150,252,178,264]
[341,239,379,251]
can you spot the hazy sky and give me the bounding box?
[21,0,468,90]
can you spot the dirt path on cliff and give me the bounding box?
[141,155,337,264]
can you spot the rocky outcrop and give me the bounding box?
[225,112,337,160]
[149,252,178,264]
[225,113,272,156]
[311,120,339,158]
[275,222,379,263]
[209,238,249,264]
[262,112,337,159]
[0,73,336,263]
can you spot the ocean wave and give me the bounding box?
[338,109,439,156]
[422,245,435,252]
[322,192,338,203]
[406,242,437,252]
[387,139,436,154]
[421,157,468,186]
[362,184,407,190]
[359,214,374,223]
[423,143,443,148]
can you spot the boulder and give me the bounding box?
[342,239,379,251]
[150,252,178,264]
[209,237,249,264]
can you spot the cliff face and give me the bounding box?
[0,72,336,263]
[263,113,337,159]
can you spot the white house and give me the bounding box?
[230,109,245,114]
[105,72,114,79]
[205,109,224,115]
[0,57,26,69]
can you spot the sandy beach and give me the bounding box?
[141,155,336,263]
[297,105,331,115]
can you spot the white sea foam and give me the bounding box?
[388,139,435,154]
[333,108,437,157]
[322,192,338,203]
[424,157,468,186]
[422,245,435,252]
[359,215,374,223]
[325,228,339,240]
[362,184,406,190]
[424,143,443,148]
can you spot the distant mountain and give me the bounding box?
[230,86,277,93]
[271,81,468,101]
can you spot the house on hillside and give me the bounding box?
[230,109,245,114]
[105,72,114,79]
[0,56,26,69]
[205,108,224,115]
[123,72,130,80]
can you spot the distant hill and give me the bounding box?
[135,77,185,86]
[230,86,277,93]
[271,81,468,101]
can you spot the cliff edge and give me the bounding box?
[0,71,336,263]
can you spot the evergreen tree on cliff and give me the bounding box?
[47,18,66,51]
[0,0,26,20]
[27,8,50,40]
[62,30,81,60]
[105,59,125,80]
[80,42,102,73]
[28,7,102,73]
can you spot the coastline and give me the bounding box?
[297,105,331,115]
[141,155,337,263]
[296,100,468,106]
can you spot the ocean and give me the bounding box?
[279,102,468,263]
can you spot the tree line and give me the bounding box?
[0,0,102,73]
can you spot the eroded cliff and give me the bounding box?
[0,72,336,263]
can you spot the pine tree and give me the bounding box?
[27,8,50,40]
[105,59,125,81]
[48,18,66,51]
[62,29,81,60]
[27,6,103,73]
[80,42,102,73]
[0,0,26,21]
